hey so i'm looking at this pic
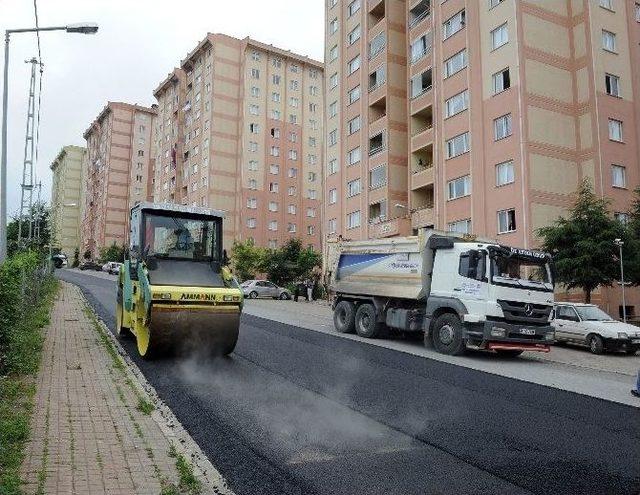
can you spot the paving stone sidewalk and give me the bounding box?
[20,282,181,494]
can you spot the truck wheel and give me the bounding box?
[249,291,258,299]
[495,349,524,358]
[333,301,355,334]
[432,313,466,355]
[587,334,604,354]
[355,303,384,338]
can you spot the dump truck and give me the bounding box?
[116,202,243,358]
[327,230,555,357]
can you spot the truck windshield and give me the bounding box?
[490,252,553,292]
[575,306,614,321]
[143,213,220,262]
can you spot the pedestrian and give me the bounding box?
[293,280,303,302]
[632,369,640,398]
[305,278,314,302]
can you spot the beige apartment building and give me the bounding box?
[324,0,640,317]
[80,102,156,257]
[153,34,324,251]
[50,145,85,256]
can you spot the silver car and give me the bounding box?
[552,303,640,355]
[241,280,291,300]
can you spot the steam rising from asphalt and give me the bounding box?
[175,354,416,465]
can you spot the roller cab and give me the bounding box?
[116,202,242,358]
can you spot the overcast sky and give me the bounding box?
[0,0,324,219]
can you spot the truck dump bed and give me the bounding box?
[327,236,429,301]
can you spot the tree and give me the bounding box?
[6,202,51,257]
[72,248,80,268]
[537,179,624,303]
[624,186,640,286]
[230,239,265,281]
[83,250,92,260]
[98,243,125,263]
[259,239,321,287]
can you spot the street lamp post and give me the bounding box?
[1,22,98,263]
[614,238,626,323]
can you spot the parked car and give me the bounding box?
[51,254,68,269]
[552,303,640,355]
[79,261,102,271]
[102,262,123,275]
[241,280,291,300]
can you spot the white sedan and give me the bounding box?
[552,303,640,355]
[241,280,291,300]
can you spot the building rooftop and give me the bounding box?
[50,145,86,170]
[83,102,156,139]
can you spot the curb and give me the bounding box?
[73,284,234,495]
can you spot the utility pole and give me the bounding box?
[33,180,42,242]
[17,57,41,245]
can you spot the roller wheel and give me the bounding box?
[249,291,258,299]
[432,313,466,355]
[355,303,384,338]
[115,285,132,340]
[334,301,355,333]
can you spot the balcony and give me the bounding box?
[368,0,385,27]
[368,215,411,239]
[411,165,434,190]
[411,204,435,230]
[369,131,387,157]
[369,96,387,126]
[409,0,431,29]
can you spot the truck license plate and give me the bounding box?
[520,328,536,335]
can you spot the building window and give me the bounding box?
[612,164,626,188]
[288,204,297,215]
[269,182,279,193]
[288,167,297,178]
[290,80,299,91]
[249,123,259,134]
[273,74,281,85]
[252,50,260,61]
[250,87,260,97]
[289,114,297,124]
[410,70,431,98]
[614,212,628,224]
[608,119,623,141]
[448,219,471,234]
[348,55,361,75]
[269,201,278,212]
[489,0,505,8]
[348,0,361,16]
[272,92,281,102]
[288,186,296,196]
[270,164,280,174]
[329,18,338,35]
[271,110,281,120]
[347,210,361,229]
[636,3,640,21]
[447,175,471,200]
[269,220,278,231]
[443,49,467,78]
[289,150,298,160]
[443,10,466,40]
[247,198,257,209]
[330,73,338,89]
[348,146,361,165]
[289,97,299,108]
[329,101,338,118]
[328,159,338,175]
[249,104,259,115]
[446,132,470,159]
[330,45,338,62]
[492,68,511,94]
[328,218,337,234]
[347,178,361,197]
[498,209,516,233]
[410,34,431,64]
[306,208,316,218]
[138,150,144,157]
[491,23,509,49]
[308,171,317,182]
[270,146,280,157]
[369,164,387,189]
[308,189,317,200]
[307,226,315,236]
[329,188,337,204]
[599,0,614,10]
[247,218,257,229]
[248,160,258,171]
[309,86,318,97]
[268,239,277,249]
[272,57,282,68]
[271,127,280,139]
[328,129,338,146]
[348,25,361,45]
[288,223,297,233]
[496,160,514,186]
[494,114,512,140]
[348,115,361,135]
[251,68,260,79]
[348,85,361,104]
[605,73,620,97]
[602,30,617,52]
[444,89,469,118]
[369,31,386,59]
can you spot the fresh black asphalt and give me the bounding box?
[57,270,640,495]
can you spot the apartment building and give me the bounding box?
[324,0,640,316]
[80,102,156,257]
[50,145,85,256]
[152,34,324,250]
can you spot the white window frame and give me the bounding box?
[444,90,469,118]
[347,210,361,229]
[447,175,471,200]
[443,49,467,78]
[497,209,517,234]
[347,178,361,197]
[494,114,512,141]
[602,30,617,52]
[445,132,470,159]
[448,219,471,234]
[605,73,620,97]
[495,160,515,186]
[608,119,623,142]
[491,23,509,50]
[443,10,466,40]
[611,164,626,188]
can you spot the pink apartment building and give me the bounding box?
[324,0,640,317]
[152,34,325,251]
[80,102,156,257]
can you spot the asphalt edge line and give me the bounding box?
[72,283,235,495]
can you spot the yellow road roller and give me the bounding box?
[116,202,243,358]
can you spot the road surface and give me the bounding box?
[57,269,640,495]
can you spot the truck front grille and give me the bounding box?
[497,300,552,325]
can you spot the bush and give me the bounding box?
[98,243,125,264]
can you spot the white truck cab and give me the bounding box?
[328,230,555,357]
